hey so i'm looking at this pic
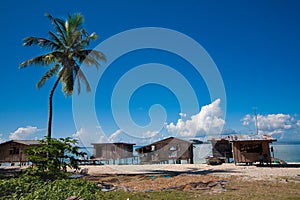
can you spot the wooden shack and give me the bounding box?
[211,138,233,163]
[0,140,40,165]
[231,138,277,165]
[91,143,135,164]
[135,137,194,164]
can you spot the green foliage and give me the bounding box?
[25,137,86,175]
[19,13,106,96]
[0,175,102,200]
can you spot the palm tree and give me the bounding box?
[20,13,105,139]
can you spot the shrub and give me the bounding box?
[25,137,86,175]
[0,175,102,200]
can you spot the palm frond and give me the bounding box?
[21,13,105,97]
[86,50,106,61]
[74,64,91,94]
[22,37,60,50]
[68,13,84,32]
[75,54,100,68]
[73,31,98,50]
[69,31,82,48]
[37,63,61,89]
[19,52,60,68]
[48,31,65,48]
[45,13,67,45]
[76,74,81,94]
[61,66,74,96]
[77,50,106,62]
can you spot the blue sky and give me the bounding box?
[0,0,300,144]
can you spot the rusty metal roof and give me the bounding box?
[211,134,277,142]
[135,137,192,151]
[0,140,40,146]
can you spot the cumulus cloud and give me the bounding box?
[179,113,187,118]
[108,129,161,144]
[166,99,225,137]
[73,128,107,145]
[241,114,251,126]
[221,128,240,135]
[0,133,5,143]
[108,129,123,142]
[9,126,43,140]
[241,113,300,140]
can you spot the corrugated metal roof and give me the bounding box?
[13,140,41,145]
[135,137,192,151]
[211,134,277,142]
[91,142,136,145]
[0,140,40,146]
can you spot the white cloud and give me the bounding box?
[241,114,251,126]
[108,129,123,142]
[166,99,225,137]
[143,131,159,138]
[108,129,158,143]
[9,126,42,140]
[0,133,5,143]
[241,113,300,140]
[257,114,293,132]
[73,128,85,139]
[107,129,167,145]
[73,128,107,146]
[179,113,187,118]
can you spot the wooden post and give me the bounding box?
[190,145,194,164]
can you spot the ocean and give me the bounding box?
[272,143,300,162]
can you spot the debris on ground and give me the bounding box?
[86,174,228,193]
[65,196,83,200]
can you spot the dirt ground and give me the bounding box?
[85,174,225,191]
[82,163,300,192]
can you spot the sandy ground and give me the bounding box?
[1,163,299,179]
[81,163,300,180]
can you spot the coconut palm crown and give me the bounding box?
[20,13,105,139]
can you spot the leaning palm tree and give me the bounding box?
[20,13,105,139]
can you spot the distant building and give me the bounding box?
[91,142,136,164]
[135,137,194,164]
[0,140,40,165]
[231,135,277,165]
[210,138,233,163]
[210,135,277,165]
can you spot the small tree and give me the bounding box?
[26,137,86,174]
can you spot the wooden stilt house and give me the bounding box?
[0,140,40,165]
[135,137,194,164]
[91,142,136,164]
[211,138,233,163]
[210,135,277,165]
[231,136,277,165]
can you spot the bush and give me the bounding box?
[25,137,86,174]
[0,175,102,200]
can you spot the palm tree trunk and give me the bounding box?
[47,74,63,139]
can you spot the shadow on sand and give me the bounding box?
[141,167,240,177]
[256,163,300,168]
[0,167,23,177]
